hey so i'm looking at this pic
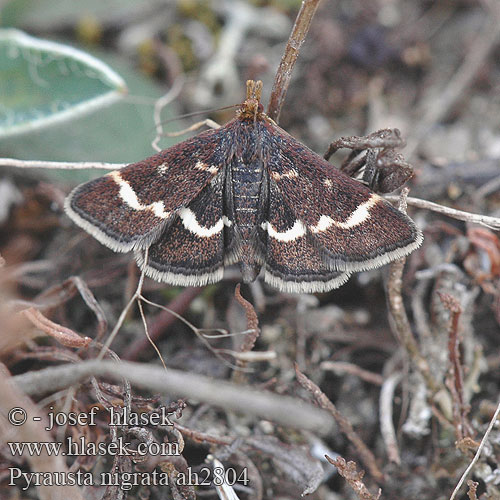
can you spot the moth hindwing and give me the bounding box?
[65,79,422,293]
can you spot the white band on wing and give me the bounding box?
[178,208,230,237]
[109,171,171,219]
[262,220,307,242]
[310,194,381,233]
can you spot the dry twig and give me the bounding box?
[379,372,402,464]
[174,423,232,446]
[267,0,323,122]
[13,359,334,434]
[387,189,442,394]
[321,361,384,386]
[232,284,260,384]
[295,364,384,483]
[151,75,185,152]
[326,455,382,500]
[21,307,91,348]
[384,195,500,230]
[449,397,500,500]
[438,291,473,441]
[0,158,125,170]
[123,287,204,360]
[69,276,108,341]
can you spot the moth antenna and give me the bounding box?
[160,104,239,125]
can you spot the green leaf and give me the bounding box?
[0,28,127,137]
[1,44,182,184]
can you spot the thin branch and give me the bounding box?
[474,175,500,202]
[21,308,92,348]
[267,0,323,122]
[387,189,443,395]
[325,456,382,500]
[321,361,384,386]
[295,364,384,483]
[439,291,472,441]
[449,398,500,500]
[0,158,125,170]
[137,295,167,372]
[234,284,260,352]
[151,75,185,152]
[122,287,204,360]
[139,294,243,370]
[69,276,108,341]
[232,284,260,384]
[12,360,334,434]
[379,372,402,465]
[384,195,500,230]
[96,247,149,361]
[174,423,232,446]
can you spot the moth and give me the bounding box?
[65,80,422,293]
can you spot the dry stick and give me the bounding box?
[174,422,232,446]
[162,119,221,138]
[123,287,204,360]
[232,284,260,384]
[12,359,334,434]
[138,294,244,370]
[234,285,259,352]
[379,372,402,465]
[384,195,500,230]
[0,260,53,283]
[151,75,185,152]
[321,361,384,386]
[326,456,382,500]
[449,398,500,500]
[387,189,443,395]
[466,480,479,500]
[22,307,92,348]
[439,291,471,441]
[405,5,500,158]
[295,364,384,483]
[97,247,196,368]
[96,247,149,361]
[70,276,108,341]
[474,175,500,202]
[217,350,275,362]
[137,296,167,372]
[0,158,125,170]
[267,0,323,122]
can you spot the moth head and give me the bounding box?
[237,79,264,121]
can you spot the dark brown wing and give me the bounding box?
[65,127,227,253]
[262,123,422,275]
